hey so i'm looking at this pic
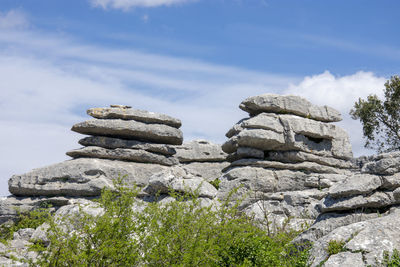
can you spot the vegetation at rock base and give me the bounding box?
[0,206,51,244]
[350,75,400,152]
[383,249,400,266]
[11,178,310,267]
[326,239,347,256]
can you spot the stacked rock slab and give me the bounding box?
[298,151,400,266]
[218,94,355,231]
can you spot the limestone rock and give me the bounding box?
[239,93,342,122]
[174,140,227,163]
[266,151,354,169]
[229,159,348,174]
[79,136,176,155]
[9,158,169,197]
[72,119,183,145]
[320,192,398,212]
[180,162,229,182]
[328,174,383,198]
[67,146,178,166]
[144,167,218,199]
[361,151,400,175]
[308,210,400,266]
[87,106,182,128]
[323,252,365,267]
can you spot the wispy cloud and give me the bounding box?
[0,9,29,29]
[90,0,197,10]
[0,12,296,196]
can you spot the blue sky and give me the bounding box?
[0,0,399,195]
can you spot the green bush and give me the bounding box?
[0,206,51,244]
[383,249,400,266]
[30,179,309,266]
[326,240,346,256]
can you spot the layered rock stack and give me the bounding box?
[218,94,356,230]
[299,151,400,266]
[67,105,183,166]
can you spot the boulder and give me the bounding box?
[144,167,218,199]
[79,136,176,155]
[361,151,400,175]
[328,174,382,198]
[87,106,182,128]
[66,146,178,166]
[9,158,170,197]
[239,94,342,122]
[72,119,183,145]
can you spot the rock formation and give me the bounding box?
[1,95,400,266]
[218,94,355,231]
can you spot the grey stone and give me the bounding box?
[309,210,400,266]
[222,115,352,159]
[226,113,284,138]
[30,223,50,245]
[295,212,384,245]
[87,106,182,128]
[239,93,342,122]
[304,174,347,189]
[230,158,347,174]
[266,151,354,169]
[144,167,217,199]
[79,136,176,155]
[13,228,35,241]
[180,162,229,182]
[174,140,227,163]
[320,192,398,212]
[235,129,286,151]
[382,173,400,190]
[67,146,178,166]
[361,152,400,175]
[329,174,383,198]
[9,158,170,197]
[323,252,364,267]
[72,119,183,145]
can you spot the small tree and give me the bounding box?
[350,75,400,153]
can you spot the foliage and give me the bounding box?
[326,239,346,256]
[383,249,400,267]
[350,75,400,152]
[0,206,51,244]
[209,178,221,189]
[29,178,310,267]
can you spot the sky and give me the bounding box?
[0,0,399,196]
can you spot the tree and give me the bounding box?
[350,75,400,153]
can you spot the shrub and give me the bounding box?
[29,178,309,266]
[326,239,346,256]
[383,249,400,266]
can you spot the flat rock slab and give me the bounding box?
[239,93,342,122]
[328,174,382,198]
[72,119,183,145]
[67,146,178,166]
[229,158,347,174]
[174,140,227,163]
[87,106,182,128]
[266,151,354,169]
[320,191,399,212]
[79,136,176,155]
[8,158,170,197]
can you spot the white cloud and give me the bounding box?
[0,10,29,29]
[284,71,387,156]
[90,0,196,10]
[0,25,296,196]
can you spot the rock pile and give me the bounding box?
[298,151,400,266]
[218,94,356,230]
